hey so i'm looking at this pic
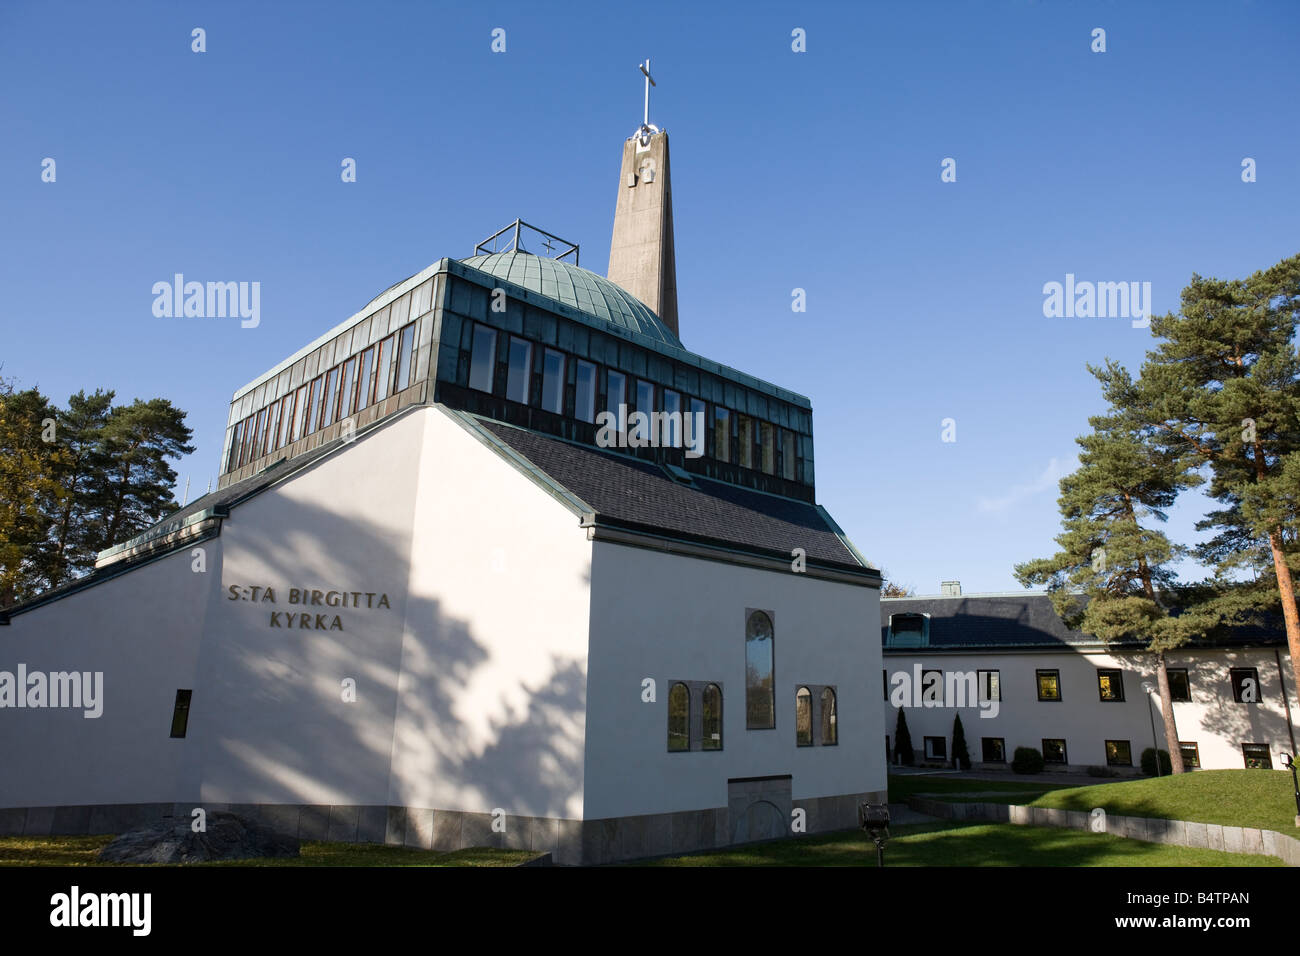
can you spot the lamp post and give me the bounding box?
[1282,753,1300,827]
[1141,681,1162,777]
[858,803,891,867]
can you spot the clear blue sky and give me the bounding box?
[3,1,1297,594]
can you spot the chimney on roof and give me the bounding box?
[941,580,962,597]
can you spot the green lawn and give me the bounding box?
[636,821,1282,867]
[887,773,1076,802]
[1018,769,1300,834]
[0,835,536,867]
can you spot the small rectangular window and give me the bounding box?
[507,336,532,404]
[277,393,295,448]
[542,348,565,414]
[1097,668,1125,702]
[338,357,356,421]
[307,376,324,433]
[688,398,706,455]
[1167,668,1191,702]
[375,335,395,402]
[170,689,193,738]
[469,324,496,393]
[759,422,775,474]
[714,407,731,463]
[225,422,242,472]
[1042,738,1067,764]
[923,736,947,760]
[737,414,753,469]
[322,366,340,426]
[1036,669,1061,702]
[264,402,280,455]
[635,379,655,417]
[922,669,943,705]
[607,370,627,431]
[662,389,681,447]
[575,360,597,423]
[781,429,796,481]
[251,408,267,460]
[290,384,308,441]
[1179,741,1200,769]
[1242,743,1272,769]
[978,670,1001,702]
[982,738,1006,763]
[356,347,375,410]
[1230,667,1260,703]
[1105,739,1132,766]
[396,323,415,392]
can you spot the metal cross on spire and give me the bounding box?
[639,59,655,128]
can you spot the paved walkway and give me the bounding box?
[891,767,1109,787]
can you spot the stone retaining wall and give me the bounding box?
[907,796,1300,866]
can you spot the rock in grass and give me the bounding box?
[98,812,299,864]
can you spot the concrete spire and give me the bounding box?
[607,128,679,338]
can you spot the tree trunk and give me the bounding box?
[1266,528,1300,715]
[1128,494,1185,774]
[1154,650,1185,774]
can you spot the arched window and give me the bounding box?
[702,683,722,750]
[668,682,690,752]
[795,686,813,746]
[745,611,775,729]
[821,687,837,745]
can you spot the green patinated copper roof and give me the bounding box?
[459,251,682,348]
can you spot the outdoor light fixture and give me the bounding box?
[1281,753,1300,826]
[858,802,891,867]
[1141,681,1162,777]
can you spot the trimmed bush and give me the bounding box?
[951,714,970,770]
[1141,748,1173,776]
[894,709,915,766]
[1012,746,1044,774]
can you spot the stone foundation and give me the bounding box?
[0,789,886,866]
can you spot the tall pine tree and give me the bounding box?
[1016,403,1198,772]
[1096,254,1300,703]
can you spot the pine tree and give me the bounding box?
[0,382,69,606]
[951,713,970,770]
[893,708,914,766]
[1097,254,1300,707]
[1015,403,1197,772]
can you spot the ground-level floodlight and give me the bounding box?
[858,802,891,867]
[1281,753,1300,827]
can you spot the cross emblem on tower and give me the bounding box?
[636,59,659,143]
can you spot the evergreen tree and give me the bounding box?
[1097,254,1300,703]
[951,713,970,770]
[0,382,69,606]
[893,708,914,766]
[1016,404,1198,772]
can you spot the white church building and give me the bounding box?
[0,106,885,864]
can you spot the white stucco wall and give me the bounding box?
[0,542,219,807]
[385,409,591,818]
[1,406,593,819]
[882,646,1298,772]
[585,542,884,819]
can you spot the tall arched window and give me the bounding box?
[702,684,723,750]
[821,687,837,745]
[745,611,775,729]
[668,682,690,752]
[795,686,813,746]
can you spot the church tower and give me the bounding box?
[607,60,679,339]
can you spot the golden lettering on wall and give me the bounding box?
[226,584,393,631]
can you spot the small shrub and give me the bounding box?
[893,709,915,766]
[951,714,971,771]
[1012,746,1044,774]
[1141,748,1172,776]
